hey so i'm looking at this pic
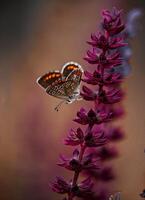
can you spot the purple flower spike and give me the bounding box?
[51,7,134,200]
[102,7,125,35]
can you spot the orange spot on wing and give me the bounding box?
[45,76,49,80]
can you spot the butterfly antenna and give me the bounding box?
[54,100,65,112]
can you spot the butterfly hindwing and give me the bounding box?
[46,79,70,99]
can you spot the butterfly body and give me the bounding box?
[37,62,83,106]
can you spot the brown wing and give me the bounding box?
[46,79,72,100]
[37,72,62,89]
[63,65,79,77]
[62,62,83,78]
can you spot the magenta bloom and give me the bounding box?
[51,177,71,194]
[74,107,115,126]
[75,177,94,198]
[84,129,107,147]
[81,85,124,104]
[102,7,125,35]
[106,127,124,141]
[84,48,122,67]
[83,70,123,86]
[94,146,119,160]
[58,149,100,172]
[51,177,94,199]
[65,126,106,148]
[64,128,84,146]
[88,32,126,50]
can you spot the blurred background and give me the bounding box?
[0,0,145,200]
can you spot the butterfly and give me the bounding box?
[36,62,83,111]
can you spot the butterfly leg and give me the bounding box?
[54,100,65,111]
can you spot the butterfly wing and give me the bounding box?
[61,62,83,94]
[61,62,83,78]
[45,78,80,100]
[37,71,62,89]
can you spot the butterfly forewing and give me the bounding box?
[37,72,62,89]
[62,62,82,78]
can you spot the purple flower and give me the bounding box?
[74,177,94,198]
[84,48,122,67]
[88,165,115,181]
[84,128,107,147]
[108,105,124,119]
[51,177,94,199]
[102,8,125,35]
[81,86,97,101]
[94,146,119,160]
[106,127,124,141]
[81,85,124,104]
[64,128,84,146]
[58,149,82,171]
[51,177,71,194]
[98,87,124,104]
[65,126,107,148]
[58,149,99,172]
[88,32,126,50]
[99,165,115,181]
[83,70,123,86]
[74,107,114,126]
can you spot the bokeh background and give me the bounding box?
[0,1,145,200]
